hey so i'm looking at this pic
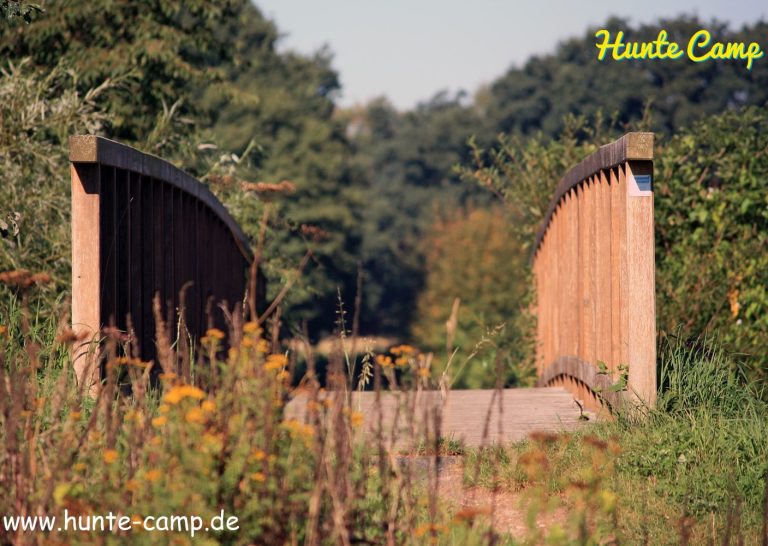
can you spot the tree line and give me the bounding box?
[1,2,765,385]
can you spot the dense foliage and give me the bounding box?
[1,3,766,380]
[483,17,768,137]
[411,207,534,388]
[654,106,768,379]
[464,105,768,382]
[350,16,768,340]
[0,0,361,334]
[0,60,110,297]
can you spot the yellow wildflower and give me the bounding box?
[415,523,445,538]
[151,416,167,427]
[256,339,270,354]
[375,355,393,368]
[102,449,119,464]
[395,356,409,367]
[0,325,6,335]
[164,384,206,405]
[125,479,139,492]
[350,411,364,428]
[250,472,266,482]
[158,372,177,382]
[250,449,267,461]
[202,433,222,449]
[276,370,291,382]
[144,469,161,482]
[282,419,315,440]
[72,462,86,473]
[185,407,206,424]
[390,344,417,356]
[417,368,430,379]
[201,400,216,412]
[264,354,287,371]
[241,337,254,348]
[158,404,170,414]
[243,321,260,334]
[206,328,225,340]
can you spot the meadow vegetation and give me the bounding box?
[1,2,767,545]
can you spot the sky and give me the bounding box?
[254,0,766,110]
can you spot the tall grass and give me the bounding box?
[0,277,521,545]
[3,274,768,545]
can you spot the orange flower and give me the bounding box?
[185,407,206,424]
[164,385,206,405]
[151,416,167,427]
[390,344,417,356]
[243,321,260,334]
[350,412,364,428]
[144,469,161,482]
[375,355,393,368]
[264,354,287,371]
[205,328,225,340]
[250,449,267,462]
[102,449,118,464]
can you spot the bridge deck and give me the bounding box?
[286,387,589,448]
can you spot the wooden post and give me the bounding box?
[70,163,101,389]
[624,160,656,406]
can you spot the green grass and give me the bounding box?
[461,333,768,543]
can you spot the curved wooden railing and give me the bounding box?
[69,135,258,387]
[532,133,656,409]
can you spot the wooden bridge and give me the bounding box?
[69,132,655,444]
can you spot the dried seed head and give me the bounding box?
[0,269,52,288]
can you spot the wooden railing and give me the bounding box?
[69,135,259,387]
[532,133,656,409]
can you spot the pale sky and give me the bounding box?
[254,0,766,110]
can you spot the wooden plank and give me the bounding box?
[140,175,155,363]
[100,166,117,331]
[286,388,588,447]
[550,205,560,361]
[564,189,579,358]
[162,184,174,326]
[577,181,595,363]
[115,168,129,332]
[595,170,612,367]
[610,167,627,372]
[128,172,143,355]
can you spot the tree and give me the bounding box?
[411,207,535,388]
[1,1,363,335]
[485,16,768,137]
